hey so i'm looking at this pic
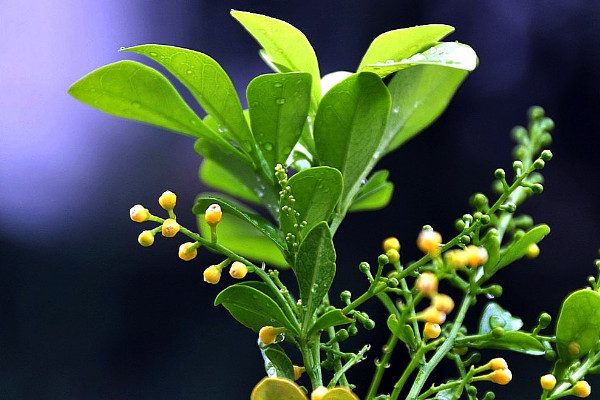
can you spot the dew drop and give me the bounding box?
[149,51,158,57]
[275,98,286,105]
[186,70,193,75]
[119,46,126,51]
[263,142,273,151]
[392,106,400,114]
[274,82,283,88]
[485,293,495,299]
[241,141,253,153]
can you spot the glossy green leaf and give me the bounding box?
[385,64,469,152]
[308,309,353,336]
[434,389,455,400]
[69,60,213,139]
[387,314,416,348]
[247,73,311,170]
[358,24,454,76]
[364,42,477,78]
[237,281,286,307]
[556,289,600,361]
[314,72,390,207]
[199,159,261,204]
[481,229,501,279]
[231,10,321,109]
[262,345,295,380]
[478,302,523,334]
[321,71,353,96]
[496,224,551,269]
[215,284,299,334]
[464,331,545,355]
[251,377,308,400]
[295,222,336,335]
[321,387,360,400]
[280,167,343,239]
[349,170,394,212]
[122,44,254,150]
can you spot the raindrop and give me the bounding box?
[149,51,158,57]
[263,142,273,151]
[275,98,286,105]
[186,70,193,75]
[385,59,395,64]
[241,141,253,153]
[485,293,495,299]
[392,106,400,114]
[274,83,283,88]
[119,46,126,51]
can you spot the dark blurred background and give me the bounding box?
[1,1,599,399]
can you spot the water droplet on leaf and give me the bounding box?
[275,98,286,105]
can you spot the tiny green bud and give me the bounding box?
[538,312,552,329]
[473,211,483,221]
[494,168,506,180]
[502,202,516,213]
[335,329,349,342]
[363,319,376,330]
[462,214,474,223]
[378,254,390,266]
[544,349,557,361]
[540,117,555,131]
[531,183,544,194]
[528,106,545,120]
[466,386,477,397]
[511,126,527,142]
[533,159,546,170]
[485,285,503,298]
[340,290,352,303]
[482,391,496,400]
[513,160,523,172]
[539,132,553,147]
[348,324,358,336]
[422,224,433,231]
[471,193,489,210]
[540,150,553,161]
[513,145,528,160]
[460,235,471,245]
[387,277,399,288]
[455,219,466,232]
[492,327,505,338]
[359,262,370,273]
[480,215,491,225]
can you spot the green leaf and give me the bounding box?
[215,284,299,335]
[321,71,353,96]
[308,309,353,336]
[69,60,213,139]
[122,44,255,150]
[478,302,523,334]
[231,10,321,110]
[385,64,469,152]
[434,389,455,400]
[463,331,545,356]
[556,289,600,361]
[295,222,336,335]
[357,24,454,76]
[496,224,551,269]
[314,72,390,207]
[387,314,416,348]
[237,281,286,308]
[247,72,312,170]
[321,388,360,400]
[349,170,394,212]
[280,167,343,239]
[364,42,477,78]
[199,159,261,204]
[251,377,308,400]
[481,229,501,279]
[262,345,295,380]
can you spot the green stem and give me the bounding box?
[365,333,399,400]
[329,344,370,387]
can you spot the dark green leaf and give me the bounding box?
[69,60,213,139]
[314,72,390,208]
[295,222,336,335]
[247,73,311,170]
[478,302,523,334]
[215,284,299,334]
[199,159,261,204]
[122,44,255,150]
[308,309,353,336]
[262,345,295,380]
[237,281,286,307]
[385,64,469,152]
[496,224,551,269]
[556,289,600,361]
[387,314,416,348]
[463,331,545,355]
[349,170,394,212]
[357,24,454,77]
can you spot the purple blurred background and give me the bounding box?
[1,1,599,398]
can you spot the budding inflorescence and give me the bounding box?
[229,261,248,279]
[417,230,442,255]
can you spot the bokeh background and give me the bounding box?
[1,0,599,399]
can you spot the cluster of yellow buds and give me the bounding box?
[414,272,456,327]
[476,358,512,385]
[444,245,488,269]
[382,236,401,263]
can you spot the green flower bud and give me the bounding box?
[359,262,370,273]
[492,327,505,338]
[528,106,545,120]
[335,329,349,342]
[540,150,553,161]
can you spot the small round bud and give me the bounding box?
[383,237,400,252]
[489,368,512,385]
[492,327,505,338]
[204,204,222,226]
[416,272,438,297]
[471,193,489,210]
[203,265,222,284]
[533,159,546,170]
[311,386,329,400]
[494,169,506,180]
[573,380,591,398]
[526,244,540,259]
[540,150,553,161]
[417,230,442,254]
[359,262,370,273]
[445,250,467,269]
[158,190,177,210]
[455,219,466,231]
[161,218,180,237]
[138,230,155,247]
[513,160,523,172]
[363,319,375,330]
[485,284,503,298]
[416,306,446,325]
[432,294,455,314]
[229,261,248,279]
[466,386,477,397]
[540,117,555,131]
[531,183,544,194]
[538,312,552,329]
[387,277,399,288]
[482,392,495,400]
[178,242,198,261]
[340,290,352,303]
[348,324,358,336]
[511,126,528,141]
[480,215,491,225]
[259,326,283,345]
[540,374,556,391]
[423,322,441,339]
[488,358,508,370]
[545,350,557,361]
[335,329,349,342]
[453,346,468,356]
[459,235,471,245]
[293,365,305,381]
[130,204,150,222]
[528,106,545,120]
[540,132,553,147]
[378,254,390,265]
[465,246,488,268]
[386,249,400,263]
[502,202,516,213]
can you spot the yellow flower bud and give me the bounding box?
[386,249,400,263]
[540,374,557,391]
[432,294,455,314]
[383,237,400,252]
[258,326,284,345]
[444,249,467,269]
[417,230,442,254]
[229,261,248,279]
[423,322,441,339]
[526,243,540,259]
[205,204,222,226]
[488,368,512,385]
[488,358,508,370]
[573,380,591,398]
[130,204,150,223]
[453,346,468,356]
[464,245,488,268]
[203,265,221,284]
[178,242,197,261]
[137,230,155,247]
[161,218,180,237]
[158,190,177,210]
[311,386,329,400]
[416,306,446,325]
[293,365,305,381]
[568,341,581,356]
[415,272,438,297]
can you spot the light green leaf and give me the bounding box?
[478,302,523,334]
[69,60,213,139]
[122,44,255,150]
[308,309,353,336]
[251,377,308,400]
[463,331,545,356]
[349,170,394,212]
[215,284,299,335]
[262,345,295,380]
[237,281,286,307]
[321,388,360,400]
[358,24,454,76]
[280,167,343,239]
[295,222,336,335]
[434,389,455,400]
[231,10,321,110]
[314,72,390,207]
[321,71,353,97]
[385,64,469,152]
[387,314,416,348]
[199,159,261,204]
[247,72,312,170]
[496,224,551,269]
[481,229,501,279]
[556,289,600,361]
